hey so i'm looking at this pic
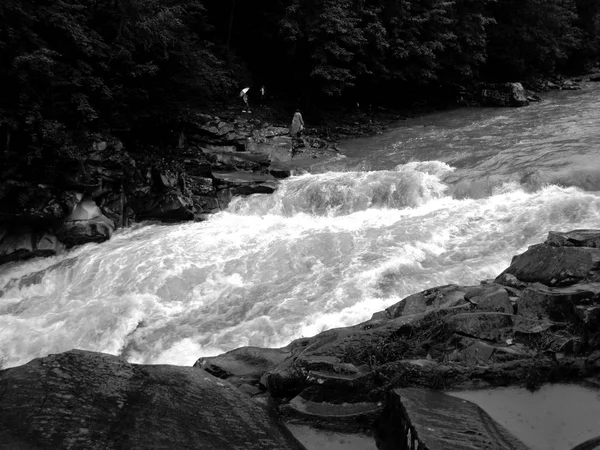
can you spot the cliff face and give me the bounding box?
[0,113,339,264]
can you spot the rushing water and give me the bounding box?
[2,84,600,369]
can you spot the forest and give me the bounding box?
[1,0,599,153]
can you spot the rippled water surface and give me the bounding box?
[449,385,600,450]
[1,84,600,368]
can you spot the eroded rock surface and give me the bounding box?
[0,350,305,450]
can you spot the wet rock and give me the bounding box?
[445,312,513,341]
[247,136,293,162]
[281,394,383,433]
[0,350,305,450]
[0,229,65,263]
[547,229,600,248]
[195,346,292,387]
[206,152,267,172]
[55,214,115,248]
[465,284,513,313]
[385,284,470,318]
[517,283,600,322]
[479,82,529,107]
[373,388,529,450]
[268,163,292,179]
[497,243,600,286]
[132,192,196,221]
[65,197,102,221]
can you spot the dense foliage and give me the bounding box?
[0,0,599,154]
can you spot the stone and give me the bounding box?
[247,136,293,162]
[517,283,600,322]
[55,214,115,248]
[280,394,383,433]
[478,82,529,107]
[65,198,102,221]
[373,388,529,450]
[140,193,195,221]
[0,230,65,263]
[206,153,266,172]
[497,244,600,286]
[195,346,291,387]
[385,285,469,318]
[465,285,513,313]
[445,312,513,342]
[547,229,600,248]
[0,350,305,450]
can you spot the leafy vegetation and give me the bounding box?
[0,0,598,161]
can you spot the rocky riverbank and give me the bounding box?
[0,75,587,265]
[1,229,599,449]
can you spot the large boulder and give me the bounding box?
[478,82,529,107]
[55,214,115,248]
[0,350,306,450]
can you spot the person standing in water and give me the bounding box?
[290,109,304,137]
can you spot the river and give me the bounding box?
[1,84,600,369]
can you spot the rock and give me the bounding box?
[152,168,179,190]
[478,82,529,107]
[246,136,293,162]
[385,284,470,318]
[185,176,215,196]
[135,192,196,221]
[65,197,102,221]
[445,312,513,341]
[55,214,115,248]
[195,346,292,387]
[0,350,305,450]
[281,394,383,433]
[517,283,600,322]
[206,153,267,172]
[0,229,64,263]
[497,243,600,286]
[465,285,513,313]
[373,388,529,450]
[547,229,600,248]
[268,163,292,179]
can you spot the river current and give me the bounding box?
[2,84,600,369]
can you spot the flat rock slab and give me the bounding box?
[374,388,528,450]
[0,350,305,450]
[547,230,600,248]
[498,244,600,286]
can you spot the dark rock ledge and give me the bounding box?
[2,229,600,449]
[0,114,339,264]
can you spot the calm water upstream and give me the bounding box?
[1,84,600,369]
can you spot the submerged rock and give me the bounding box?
[0,350,305,450]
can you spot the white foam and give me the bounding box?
[1,170,600,368]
